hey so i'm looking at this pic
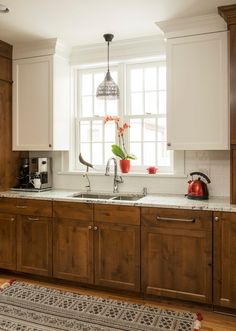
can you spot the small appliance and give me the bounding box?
[18,157,30,188]
[12,157,52,192]
[29,157,52,190]
[186,172,211,200]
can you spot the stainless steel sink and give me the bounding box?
[72,193,115,199]
[112,195,144,201]
[70,193,144,201]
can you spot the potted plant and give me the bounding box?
[104,115,136,173]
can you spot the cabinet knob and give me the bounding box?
[214,216,220,222]
[88,225,92,230]
[10,217,15,222]
[94,226,98,231]
[167,142,171,147]
[49,144,52,148]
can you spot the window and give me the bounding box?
[126,62,172,172]
[75,60,173,173]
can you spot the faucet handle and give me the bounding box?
[116,175,123,183]
[142,187,147,196]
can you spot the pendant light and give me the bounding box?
[96,34,120,99]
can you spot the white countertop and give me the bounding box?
[0,189,234,212]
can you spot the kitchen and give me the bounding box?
[0,1,236,330]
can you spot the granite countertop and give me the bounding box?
[0,189,235,212]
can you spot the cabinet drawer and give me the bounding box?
[141,207,212,230]
[94,204,140,225]
[53,201,93,221]
[0,197,52,217]
[0,198,19,213]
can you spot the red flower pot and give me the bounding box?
[119,159,130,173]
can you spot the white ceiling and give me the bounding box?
[0,0,235,47]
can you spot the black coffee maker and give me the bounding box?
[18,158,29,187]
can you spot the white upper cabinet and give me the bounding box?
[12,39,70,151]
[157,14,229,150]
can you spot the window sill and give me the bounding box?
[57,171,187,179]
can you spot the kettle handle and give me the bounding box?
[189,171,211,184]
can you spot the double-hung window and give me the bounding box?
[77,67,118,168]
[126,61,172,172]
[76,59,173,173]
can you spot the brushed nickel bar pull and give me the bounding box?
[27,217,39,221]
[16,205,28,209]
[156,216,195,223]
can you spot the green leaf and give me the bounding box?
[111,144,126,159]
[126,154,137,160]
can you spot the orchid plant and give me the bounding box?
[104,115,137,160]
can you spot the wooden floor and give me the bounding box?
[0,274,236,331]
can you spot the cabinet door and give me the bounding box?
[167,31,229,150]
[94,223,140,292]
[53,218,94,284]
[141,208,212,303]
[13,56,53,151]
[214,212,236,309]
[17,215,52,276]
[0,213,16,270]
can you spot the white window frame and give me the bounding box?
[73,59,177,174]
[75,65,120,171]
[124,60,172,173]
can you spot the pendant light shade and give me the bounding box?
[96,34,120,99]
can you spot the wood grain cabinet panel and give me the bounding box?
[141,208,212,303]
[53,202,94,283]
[53,201,93,221]
[0,213,16,270]
[94,205,140,291]
[17,215,52,276]
[94,222,140,292]
[94,204,140,225]
[0,198,52,217]
[53,217,94,284]
[213,211,236,309]
[0,41,21,191]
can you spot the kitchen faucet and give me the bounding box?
[105,157,123,193]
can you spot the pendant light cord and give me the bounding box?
[107,41,110,72]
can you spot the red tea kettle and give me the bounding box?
[187,172,211,200]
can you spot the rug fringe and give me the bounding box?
[194,312,203,330]
[0,279,16,291]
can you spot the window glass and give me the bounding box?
[76,61,172,172]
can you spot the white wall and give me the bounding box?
[43,150,229,197]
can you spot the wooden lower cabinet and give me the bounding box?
[53,201,94,283]
[141,207,212,304]
[213,211,236,309]
[17,215,52,276]
[94,222,140,292]
[0,212,16,270]
[94,204,140,292]
[53,217,94,283]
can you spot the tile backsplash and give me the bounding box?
[46,150,230,197]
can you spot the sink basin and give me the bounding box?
[72,193,115,199]
[113,195,144,201]
[70,193,144,201]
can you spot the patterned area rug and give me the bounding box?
[0,281,202,331]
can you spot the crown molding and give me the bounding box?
[156,14,227,39]
[13,38,71,60]
[218,5,236,27]
[70,35,166,65]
